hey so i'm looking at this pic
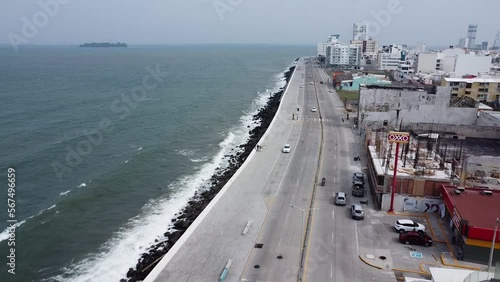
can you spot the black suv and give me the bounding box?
[352,172,364,184]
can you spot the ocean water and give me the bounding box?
[0,45,313,282]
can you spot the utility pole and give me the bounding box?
[488,218,500,275]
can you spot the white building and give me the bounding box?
[393,62,413,81]
[414,48,491,77]
[317,34,340,57]
[378,53,402,71]
[377,45,406,71]
[353,22,368,41]
[453,54,493,77]
[415,53,438,73]
[327,43,361,66]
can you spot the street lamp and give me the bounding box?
[487,217,500,274]
[289,204,318,282]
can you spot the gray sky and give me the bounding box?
[1,0,499,46]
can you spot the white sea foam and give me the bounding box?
[0,203,59,243]
[78,183,86,188]
[189,157,208,163]
[56,68,292,282]
[0,219,27,242]
[60,190,71,196]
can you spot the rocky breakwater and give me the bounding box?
[124,60,298,282]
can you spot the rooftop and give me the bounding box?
[444,77,500,83]
[442,186,500,230]
[361,84,437,94]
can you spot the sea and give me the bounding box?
[0,44,313,282]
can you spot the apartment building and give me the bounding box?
[442,76,500,101]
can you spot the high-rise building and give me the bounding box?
[481,41,489,50]
[317,35,341,57]
[494,31,500,49]
[326,44,361,66]
[458,38,469,48]
[353,22,368,41]
[467,24,478,49]
[416,42,426,52]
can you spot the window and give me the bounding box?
[465,90,471,95]
[466,83,472,88]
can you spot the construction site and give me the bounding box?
[363,125,500,211]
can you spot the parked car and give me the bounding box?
[311,107,317,112]
[282,144,291,153]
[352,181,364,197]
[335,192,347,206]
[352,172,364,184]
[394,219,426,233]
[399,231,433,247]
[350,204,364,220]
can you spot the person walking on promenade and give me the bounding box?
[342,118,344,123]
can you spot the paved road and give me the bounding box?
[239,59,322,281]
[304,65,396,282]
[146,58,397,282]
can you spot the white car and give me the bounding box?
[282,144,291,153]
[395,219,426,233]
[311,107,317,112]
[334,192,347,206]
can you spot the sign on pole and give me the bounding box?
[387,131,410,213]
[388,132,410,144]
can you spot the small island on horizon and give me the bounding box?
[79,42,127,48]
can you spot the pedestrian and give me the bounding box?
[342,118,344,123]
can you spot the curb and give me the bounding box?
[358,255,383,270]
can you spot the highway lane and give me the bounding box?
[239,58,323,281]
[304,65,396,282]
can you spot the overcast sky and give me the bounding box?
[1,0,499,47]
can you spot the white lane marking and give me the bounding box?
[354,221,360,254]
[274,124,299,197]
[279,237,282,248]
[331,210,335,219]
[331,233,334,244]
[330,263,333,278]
[333,177,336,183]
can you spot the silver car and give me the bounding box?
[351,204,364,220]
[335,192,347,206]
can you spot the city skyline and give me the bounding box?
[1,0,499,47]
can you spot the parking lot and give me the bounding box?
[353,209,479,279]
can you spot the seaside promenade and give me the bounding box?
[145,58,308,281]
